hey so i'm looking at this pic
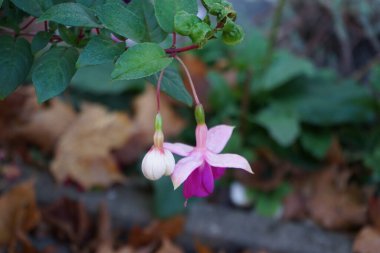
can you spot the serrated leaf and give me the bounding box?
[146,65,192,106]
[154,0,198,32]
[0,35,33,99]
[112,43,172,80]
[10,0,53,17]
[256,105,300,147]
[139,0,167,43]
[31,31,52,53]
[94,0,142,42]
[77,35,125,68]
[32,47,79,103]
[96,0,166,43]
[39,3,100,27]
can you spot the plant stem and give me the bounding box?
[20,17,36,31]
[172,32,177,48]
[175,56,200,105]
[165,44,199,54]
[156,69,165,112]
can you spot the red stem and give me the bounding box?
[20,17,36,31]
[165,44,199,54]
[171,32,177,48]
[44,21,48,32]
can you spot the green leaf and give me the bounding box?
[153,176,185,218]
[276,75,375,125]
[76,0,105,8]
[154,0,198,32]
[300,131,332,160]
[253,51,314,92]
[249,183,291,217]
[112,43,172,80]
[32,47,79,103]
[76,35,125,68]
[146,65,193,106]
[255,105,300,147]
[10,0,53,17]
[72,63,141,94]
[39,3,100,27]
[139,0,168,43]
[57,25,77,46]
[96,0,167,43]
[31,31,52,53]
[0,35,33,99]
[0,0,4,8]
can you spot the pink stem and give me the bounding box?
[156,70,165,112]
[174,56,200,105]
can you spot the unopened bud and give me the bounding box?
[141,147,175,180]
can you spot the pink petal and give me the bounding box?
[196,124,208,148]
[171,153,203,189]
[206,125,234,153]
[164,142,194,157]
[183,164,214,199]
[206,152,253,174]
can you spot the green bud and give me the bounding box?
[222,19,244,45]
[190,22,213,47]
[195,104,205,124]
[175,11,201,36]
[155,113,163,131]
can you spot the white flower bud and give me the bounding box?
[141,147,175,180]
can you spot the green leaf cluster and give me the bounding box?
[1,0,242,104]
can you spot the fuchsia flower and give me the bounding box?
[164,106,253,199]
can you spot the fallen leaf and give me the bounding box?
[353,226,380,253]
[0,180,40,248]
[156,238,183,253]
[42,198,91,246]
[0,87,77,152]
[195,241,214,253]
[51,103,132,189]
[128,216,185,248]
[308,167,367,230]
[369,194,380,230]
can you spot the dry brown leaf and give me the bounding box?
[42,198,91,245]
[369,195,380,231]
[308,167,367,230]
[156,238,183,253]
[0,87,77,152]
[0,180,40,247]
[195,241,214,253]
[353,227,380,253]
[133,86,186,146]
[128,216,185,248]
[51,103,132,189]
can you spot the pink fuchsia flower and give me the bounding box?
[164,107,253,199]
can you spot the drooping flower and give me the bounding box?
[141,114,175,180]
[164,105,253,199]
